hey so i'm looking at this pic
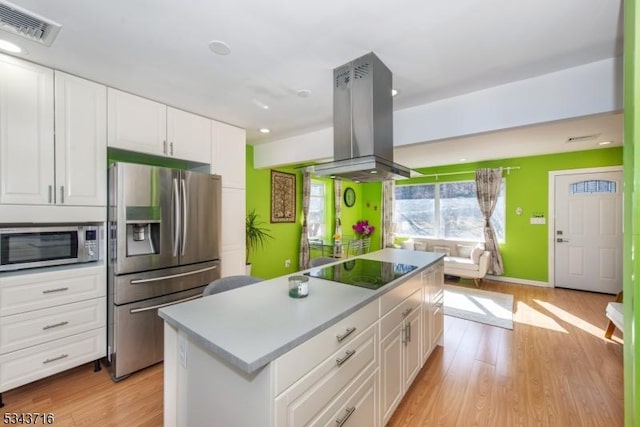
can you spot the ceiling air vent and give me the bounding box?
[566,133,600,144]
[0,1,61,46]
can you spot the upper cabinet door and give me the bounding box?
[211,120,246,189]
[107,88,166,156]
[55,72,107,207]
[0,56,54,205]
[167,107,211,162]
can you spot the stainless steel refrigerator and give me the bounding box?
[107,162,221,381]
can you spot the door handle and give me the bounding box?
[60,186,65,204]
[181,178,187,256]
[173,178,180,257]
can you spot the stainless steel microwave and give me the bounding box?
[0,224,102,272]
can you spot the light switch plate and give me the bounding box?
[530,217,546,225]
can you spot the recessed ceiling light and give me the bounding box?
[459,158,467,162]
[391,89,398,96]
[297,89,312,98]
[599,141,612,146]
[0,39,22,53]
[259,128,271,134]
[208,40,231,55]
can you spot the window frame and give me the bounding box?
[307,179,329,240]
[394,178,506,243]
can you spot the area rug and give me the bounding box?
[444,285,514,329]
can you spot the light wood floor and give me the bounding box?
[2,280,623,426]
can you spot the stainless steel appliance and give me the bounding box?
[312,52,413,182]
[0,224,102,272]
[107,162,221,381]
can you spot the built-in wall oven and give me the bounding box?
[0,224,102,272]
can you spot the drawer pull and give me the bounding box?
[42,287,69,294]
[43,354,69,364]
[336,349,356,366]
[43,321,69,330]
[336,327,356,342]
[407,322,412,343]
[402,307,413,318]
[335,406,356,426]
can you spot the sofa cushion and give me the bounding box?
[606,302,624,331]
[456,244,474,258]
[444,256,479,272]
[433,245,451,256]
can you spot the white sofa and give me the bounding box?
[403,239,491,287]
[605,292,623,339]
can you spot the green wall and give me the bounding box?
[247,147,622,283]
[624,0,638,424]
[397,147,622,283]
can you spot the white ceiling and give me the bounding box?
[0,0,624,164]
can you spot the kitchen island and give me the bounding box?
[159,248,444,427]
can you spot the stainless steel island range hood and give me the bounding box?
[312,52,412,182]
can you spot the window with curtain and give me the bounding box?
[394,180,506,242]
[308,180,327,239]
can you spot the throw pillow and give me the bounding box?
[471,244,484,264]
[456,244,473,258]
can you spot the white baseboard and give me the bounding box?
[485,275,552,288]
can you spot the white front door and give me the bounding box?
[554,170,622,294]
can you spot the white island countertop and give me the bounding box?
[158,248,443,374]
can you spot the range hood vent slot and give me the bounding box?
[0,1,61,46]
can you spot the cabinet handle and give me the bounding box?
[163,140,167,154]
[336,327,356,342]
[335,406,356,426]
[43,354,68,364]
[336,349,356,366]
[60,186,65,204]
[43,321,69,330]
[402,325,408,345]
[48,185,53,203]
[170,142,174,155]
[42,287,69,294]
[402,307,412,318]
[407,322,412,343]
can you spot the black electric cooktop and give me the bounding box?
[304,258,418,290]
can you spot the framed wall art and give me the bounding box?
[271,170,296,223]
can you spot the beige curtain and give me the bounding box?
[299,171,311,269]
[334,179,343,257]
[382,180,395,248]
[475,168,504,275]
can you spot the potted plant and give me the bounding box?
[245,209,274,275]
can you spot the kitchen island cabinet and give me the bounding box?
[160,249,444,427]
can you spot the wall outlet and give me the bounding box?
[284,259,291,268]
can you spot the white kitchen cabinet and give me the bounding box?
[107,89,212,163]
[0,55,54,205]
[0,57,106,208]
[167,107,211,162]
[211,120,246,189]
[0,264,106,393]
[422,261,445,362]
[313,369,378,427]
[220,187,246,276]
[379,285,422,425]
[107,88,166,156]
[55,71,107,206]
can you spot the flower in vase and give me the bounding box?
[352,220,374,237]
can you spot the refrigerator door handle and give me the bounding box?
[181,178,187,256]
[129,265,218,284]
[129,294,201,314]
[172,178,180,257]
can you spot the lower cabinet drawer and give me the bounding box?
[0,297,106,354]
[273,300,378,395]
[274,324,377,427]
[0,328,105,393]
[0,265,106,316]
[311,369,378,427]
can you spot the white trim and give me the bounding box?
[547,165,623,288]
[486,274,551,288]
